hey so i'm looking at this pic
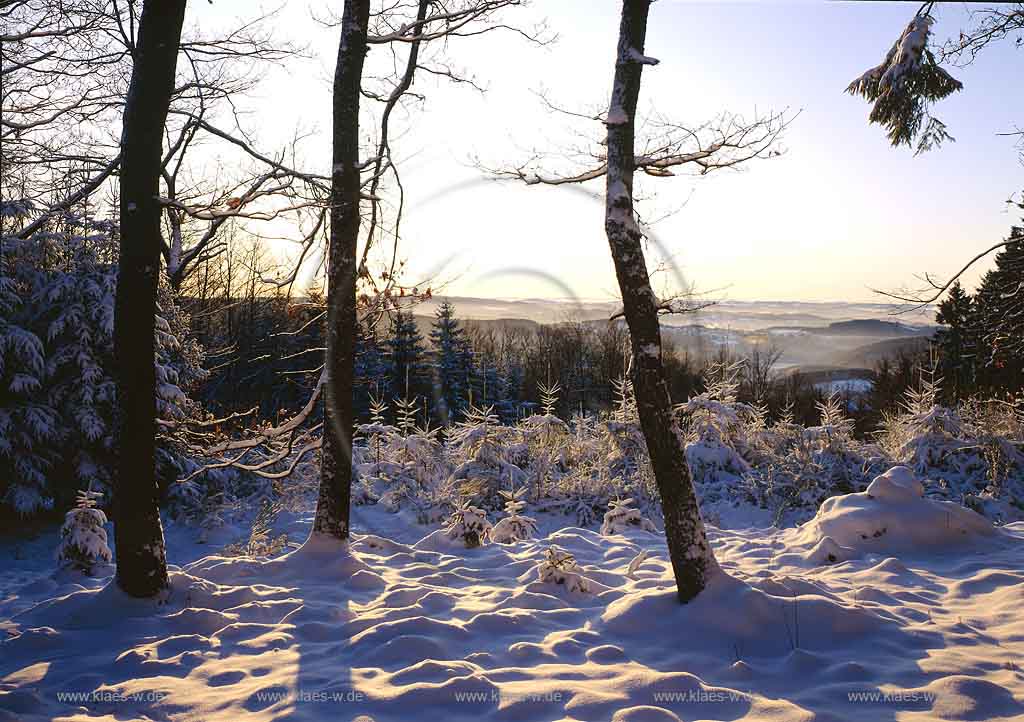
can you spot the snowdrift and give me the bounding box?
[793,466,997,562]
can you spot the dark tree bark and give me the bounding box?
[314,0,371,539]
[113,0,188,597]
[604,0,717,603]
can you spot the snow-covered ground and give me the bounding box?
[2,467,1023,722]
[813,378,874,396]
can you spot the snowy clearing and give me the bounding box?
[2,468,1023,722]
[813,379,874,396]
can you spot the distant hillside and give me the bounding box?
[815,319,933,337]
[838,336,933,368]
[414,296,937,330]
[369,305,936,377]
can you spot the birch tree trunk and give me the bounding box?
[604,0,718,603]
[314,0,371,539]
[113,0,188,597]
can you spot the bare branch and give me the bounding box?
[874,233,1024,311]
[490,110,792,185]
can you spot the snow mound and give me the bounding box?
[802,535,856,565]
[866,464,923,501]
[795,466,996,554]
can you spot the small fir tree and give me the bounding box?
[56,489,112,574]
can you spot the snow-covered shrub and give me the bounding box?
[958,398,1024,507]
[802,394,874,494]
[533,424,621,528]
[600,497,656,535]
[879,378,1024,521]
[742,394,878,525]
[337,354,1023,531]
[412,498,454,526]
[447,404,525,509]
[353,398,404,504]
[881,374,963,475]
[536,547,589,593]
[677,362,752,503]
[393,425,444,489]
[163,452,270,535]
[519,382,570,500]
[563,482,610,527]
[519,411,568,500]
[491,487,537,543]
[375,428,440,512]
[182,487,235,543]
[611,374,637,424]
[599,375,649,480]
[600,419,648,480]
[55,489,112,574]
[353,395,447,514]
[517,401,654,528]
[443,502,492,548]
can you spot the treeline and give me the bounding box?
[186,287,840,432]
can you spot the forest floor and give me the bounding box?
[1,467,1023,722]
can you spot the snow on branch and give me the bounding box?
[177,371,326,483]
[846,10,962,153]
[610,278,716,322]
[623,47,659,66]
[15,154,122,240]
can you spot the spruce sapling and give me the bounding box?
[56,489,112,574]
[491,487,538,543]
[537,547,590,593]
[600,497,657,535]
[444,502,492,548]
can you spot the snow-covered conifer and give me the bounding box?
[600,497,656,535]
[520,380,570,500]
[846,11,962,152]
[491,487,537,543]
[55,489,112,574]
[536,547,589,592]
[444,502,492,548]
[448,404,525,508]
[387,310,432,419]
[355,322,390,419]
[678,361,752,489]
[430,301,473,424]
[0,218,209,514]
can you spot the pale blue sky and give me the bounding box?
[197,0,1023,303]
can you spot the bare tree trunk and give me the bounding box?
[314,0,371,539]
[113,0,188,598]
[604,0,717,603]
